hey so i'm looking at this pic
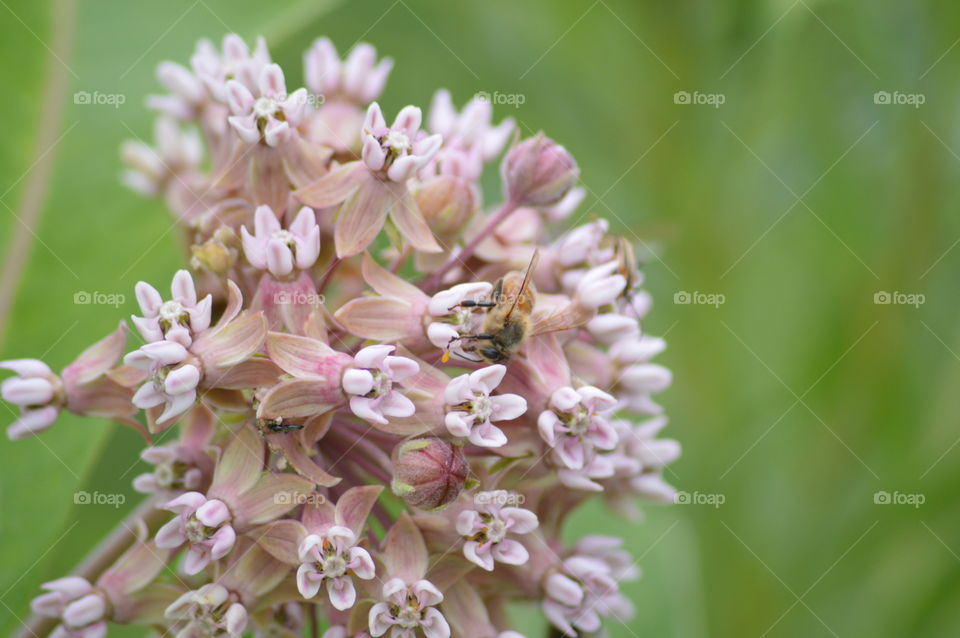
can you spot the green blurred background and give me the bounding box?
[2,0,959,636]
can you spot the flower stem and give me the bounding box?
[422,199,518,291]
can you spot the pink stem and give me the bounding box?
[422,198,518,291]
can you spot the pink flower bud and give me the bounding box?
[415,175,476,237]
[501,133,579,207]
[390,437,468,510]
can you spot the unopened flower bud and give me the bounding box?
[502,133,579,207]
[191,226,239,275]
[415,175,475,237]
[391,437,468,510]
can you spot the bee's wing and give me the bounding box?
[530,303,591,336]
[504,249,540,320]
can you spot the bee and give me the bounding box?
[257,417,304,434]
[444,251,540,364]
[612,236,640,296]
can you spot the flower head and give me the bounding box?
[132,269,212,347]
[31,577,108,638]
[297,527,375,609]
[444,365,526,447]
[165,583,248,637]
[362,103,443,182]
[227,63,309,147]
[125,340,200,425]
[304,38,393,104]
[342,345,418,425]
[0,359,61,440]
[241,205,321,278]
[155,491,237,575]
[538,386,619,490]
[456,490,538,571]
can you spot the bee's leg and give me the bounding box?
[447,300,497,311]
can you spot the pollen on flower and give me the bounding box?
[7,29,678,638]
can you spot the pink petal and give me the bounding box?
[171,270,197,306]
[501,507,539,534]
[492,539,529,566]
[7,406,59,440]
[342,369,374,396]
[353,344,394,369]
[265,237,295,277]
[195,499,230,527]
[164,364,200,395]
[209,525,236,559]
[420,607,451,638]
[154,517,186,549]
[134,282,163,317]
[327,576,356,611]
[546,573,583,607]
[392,105,422,137]
[463,540,494,571]
[444,411,473,438]
[349,396,386,424]
[297,564,324,598]
[382,355,419,382]
[1,377,54,405]
[550,387,581,412]
[62,594,105,628]
[412,579,443,608]
[468,422,507,448]
[490,394,527,421]
[378,391,415,418]
[348,546,375,579]
[469,365,506,394]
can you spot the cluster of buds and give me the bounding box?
[5,33,680,638]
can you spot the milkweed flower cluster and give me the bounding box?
[5,33,680,638]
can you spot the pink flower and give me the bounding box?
[369,514,450,638]
[295,102,443,257]
[297,527,375,609]
[31,577,107,638]
[125,341,200,425]
[361,103,443,182]
[0,359,60,440]
[369,579,449,638]
[191,34,272,104]
[155,491,237,575]
[132,269,212,347]
[304,38,393,104]
[428,89,514,160]
[611,336,672,415]
[542,555,632,637]
[342,345,418,425]
[538,386,619,491]
[164,583,248,637]
[241,205,321,277]
[444,365,526,447]
[227,63,309,147]
[121,117,203,197]
[456,490,538,571]
[257,486,382,610]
